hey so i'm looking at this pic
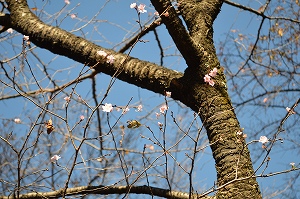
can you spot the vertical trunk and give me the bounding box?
[155,0,263,198]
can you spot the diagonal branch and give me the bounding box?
[4,0,182,97]
[150,0,203,70]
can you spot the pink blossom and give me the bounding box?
[204,74,211,83]
[165,91,171,97]
[236,131,243,136]
[106,55,115,64]
[209,68,218,77]
[155,112,161,118]
[204,74,215,86]
[259,136,268,144]
[97,50,107,57]
[154,11,159,16]
[122,107,130,114]
[14,118,21,124]
[130,3,137,9]
[102,103,113,112]
[64,0,70,5]
[136,104,143,112]
[64,96,71,102]
[160,104,168,114]
[70,14,76,19]
[80,115,84,120]
[7,28,13,34]
[263,98,268,103]
[208,79,215,86]
[137,4,147,13]
[50,155,61,162]
[286,107,296,114]
[23,35,29,41]
[146,144,154,150]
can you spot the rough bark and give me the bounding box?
[151,1,262,198]
[2,0,262,198]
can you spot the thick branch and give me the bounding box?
[0,185,214,199]
[4,0,182,96]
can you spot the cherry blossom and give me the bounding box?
[236,131,243,136]
[130,3,147,13]
[136,104,143,112]
[137,4,147,13]
[145,144,154,150]
[263,98,268,103]
[122,107,130,114]
[208,79,215,86]
[7,28,13,34]
[80,115,85,120]
[165,91,171,97]
[50,155,61,162]
[155,112,161,118]
[259,136,268,144]
[106,55,115,64]
[204,74,211,82]
[130,3,137,9]
[14,118,21,124]
[209,68,218,77]
[23,35,29,41]
[64,0,70,5]
[204,68,218,86]
[204,74,215,86]
[70,14,76,19]
[160,104,168,114]
[64,96,71,102]
[286,107,296,114]
[97,50,107,57]
[102,103,113,112]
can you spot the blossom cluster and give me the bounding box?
[97,50,115,64]
[259,136,268,144]
[130,3,147,13]
[101,103,143,113]
[51,155,61,162]
[204,68,217,86]
[258,135,269,149]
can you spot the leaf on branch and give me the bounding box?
[127,120,141,128]
[45,119,54,134]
